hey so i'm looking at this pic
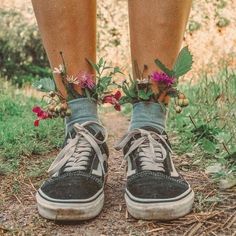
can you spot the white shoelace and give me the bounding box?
[48,121,108,176]
[115,129,172,172]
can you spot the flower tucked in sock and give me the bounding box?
[129,102,167,132]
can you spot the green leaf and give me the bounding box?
[173,46,193,78]
[122,85,130,97]
[98,57,104,66]
[129,74,135,85]
[155,59,174,77]
[100,76,112,88]
[129,81,138,98]
[32,78,56,92]
[113,66,123,74]
[119,96,132,105]
[84,88,91,101]
[86,58,100,74]
[200,138,216,154]
[138,90,153,100]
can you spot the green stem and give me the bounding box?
[59,51,78,100]
[60,51,67,75]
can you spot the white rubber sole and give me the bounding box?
[36,191,104,221]
[125,189,194,220]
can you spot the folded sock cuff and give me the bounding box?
[65,98,99,133]
[129,102,167,132]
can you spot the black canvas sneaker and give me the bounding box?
[36,121,109,221]
[115,127,194,220]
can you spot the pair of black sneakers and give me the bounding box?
[36,121,194,221]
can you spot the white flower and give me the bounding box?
[66,75,80,84]
[53,64,64,74]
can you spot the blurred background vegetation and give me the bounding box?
[1,0,236,86]
[0,0,235,186]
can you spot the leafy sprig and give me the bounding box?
[33,77,56,93]
[119,75,155,105]
[86,57,123,103]
[155,46,193,83]
[119,46,193,113]
[32,54,123,126]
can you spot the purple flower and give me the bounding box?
[151,71,175,86]
[77,72,95,89]
[66,72,95,89]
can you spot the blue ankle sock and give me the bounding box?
[129,102,167,132]
[65,98,100,134]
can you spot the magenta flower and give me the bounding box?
[102,91,121,111]
[151,71,175,86]
[77,72,95,89]
[32,106,51,127]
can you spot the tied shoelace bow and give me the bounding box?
[115,129,172,172]
[47,121,108,176]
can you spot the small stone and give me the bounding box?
[219,175,236,189]
[192,159,201,165]
[205,163,223,174]
[186,153,195,158]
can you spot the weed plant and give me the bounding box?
[168,64,236,180]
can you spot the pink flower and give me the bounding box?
[66,72,95,89]
[32,106,51,127]
[79,72,95,89]
[102,91,121,111]
[151,71,175,86]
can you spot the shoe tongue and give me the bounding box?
[71,124,104,139]
[139,126,164,135]
[85,125,105,141]
[139,126,171,149]
[63,123,104,147]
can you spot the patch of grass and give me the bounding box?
[0,83,64,172]
[168,64,236,179]
[26,157,55,178]
[194,192,222,213]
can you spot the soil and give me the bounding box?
[0,113,235,236]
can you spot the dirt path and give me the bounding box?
[0,113,235,236]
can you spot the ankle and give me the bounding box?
[129,101,167,132]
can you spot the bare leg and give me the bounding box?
[32,1,110,222]
[128,0,192,77]
[123,1,194,221]
[31,0,96,97]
